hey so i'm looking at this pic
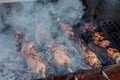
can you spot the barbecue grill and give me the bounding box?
[0,0,120,80]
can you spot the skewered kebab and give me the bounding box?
[26,54,46,74]
[79,39,101,68]
[80,23,110,48]
[83,50,101,68]
[81,23,120,64]
[36,24,73,73]
[92,31,120,63]
[79,39,110,80]
[106,47,120,64]
[13,30,46,76]
[21,41,46,75]
[21,42,46,76]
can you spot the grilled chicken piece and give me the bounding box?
[106,47,119,57]
[21,42,35,58]
[51,47,71,66]
[112,53,120,64]
[92,32,105,41]
[99,40,110,48]
[60,23,75,39]
[92,32,110,48]
[94,32,104,37]
[106,47,120,63]
[26,54,46,74]
[84,50,101,68]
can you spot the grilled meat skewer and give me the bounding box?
[106,47,120,63]
[26,54,46,74]
[92,32,110,48]
[51,46,71,67]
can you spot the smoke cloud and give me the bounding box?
[0,0,91,79]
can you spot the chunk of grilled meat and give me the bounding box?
[80,23,96,32]
[106,47,120,63]
[26,54,46,74]
[99,40,110,48]
[60,23,75,39]
[83,50,101,68]
[106,47,119,57]
[21,42,35,58]
[51,46,71,67]
[92,32,110,48]
[93,32,105,41]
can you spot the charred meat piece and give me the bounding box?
[106,47,120,63]
[93,32,105,41]
[112,53,120,64]
[60,23,75,39]
[21,42,35,58]
[106,47,119,57]
[80,23,96,32]
[26,54,46,74]
[92,32,110,48]
[99,40,110,48]
[79,39,101,68]
[83,50,101,68]
[20,41,46,74]
[51,46,71,67]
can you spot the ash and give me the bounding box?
[0,0,90,80]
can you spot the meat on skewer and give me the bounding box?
[21,41,35,58]
[92,32,110,48]
[99,40,110,48]
[106,47,120,63]
[79,39,101,68]
[83,50,101,68]
[20,41,46,74]
[51,46,71,67]
[26,54,46,74]
[59,23,75,39]
[20,42,46,74]
[79,38,111,80]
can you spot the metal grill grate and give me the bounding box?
[99,19,120,50]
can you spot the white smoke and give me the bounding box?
[0,0,91,79]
